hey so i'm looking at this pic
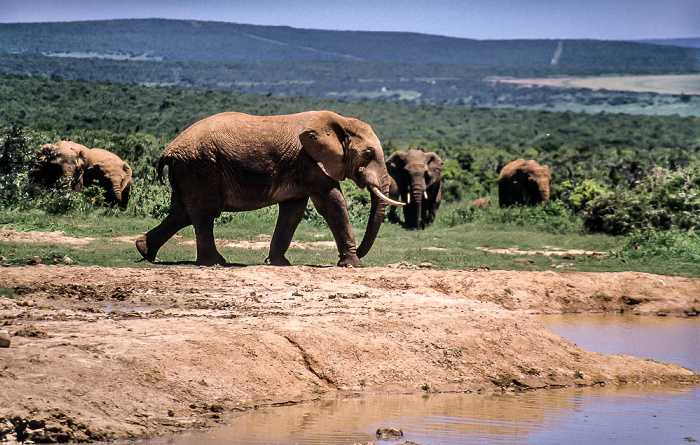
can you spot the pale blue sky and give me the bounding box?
[1,0,698,40]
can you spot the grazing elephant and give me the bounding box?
[386,149,443,229]
[29,141,133,209]
[498,159,551,207]
[135,110,403,267]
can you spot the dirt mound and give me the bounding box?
[0,265,698,442]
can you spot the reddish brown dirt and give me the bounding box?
[0,264,698,443]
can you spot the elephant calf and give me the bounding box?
[29,141,133,209]
[386,149,443,229]
[498,159,551,207]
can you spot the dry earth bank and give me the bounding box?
[0,265,698,443]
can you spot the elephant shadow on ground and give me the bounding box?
[135,258,332,269]
[135,258,247,268]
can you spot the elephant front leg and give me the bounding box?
[266,197,308,266]
[310,188,362,268]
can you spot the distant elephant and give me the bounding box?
[386,149,443,229]
[135,110,403,267]
[29,141,133,209]
[471,198,489,209]
[498,159,551,207]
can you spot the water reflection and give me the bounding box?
[143,314,699,445]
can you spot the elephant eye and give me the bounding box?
[362,149,373,159]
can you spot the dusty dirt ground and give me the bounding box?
[1,248,699,442]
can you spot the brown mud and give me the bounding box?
[0,264,698,443]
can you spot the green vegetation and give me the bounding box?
[1,54,697,114]
[0,73,699,276]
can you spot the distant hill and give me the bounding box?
[1,19,698,67]
[637,38,700,49]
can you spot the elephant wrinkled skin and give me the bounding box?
[136,110,402,267]
[498,159,551,207]
[386,149,443,229]
[29,141,133,209]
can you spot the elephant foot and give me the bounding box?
[338,255,363,268]
[196,254,227,267]
[135,236,156,262]
[264,256,292,266]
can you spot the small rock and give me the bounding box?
[376,427,403,439]
[0,330,10,348]
[27,257,44,265]
[419,262,434,269]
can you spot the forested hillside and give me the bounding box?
[1,54,697,115]
[2,74,697,201]
[1,19,698,67]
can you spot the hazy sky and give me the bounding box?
[1,0,698,40]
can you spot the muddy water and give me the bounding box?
[145,315,700,445]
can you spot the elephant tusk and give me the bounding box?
[371,186,405,206]
[406,193,411,205]
[423,191,429,200]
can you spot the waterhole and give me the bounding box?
[142,314,699,444]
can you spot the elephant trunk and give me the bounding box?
[111,183,122,204]
[406,174,426,230]
[356,169,392,259]
[539,180,551,202]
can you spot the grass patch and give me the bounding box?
[2,205,697,277]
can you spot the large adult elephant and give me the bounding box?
[386,149,443,229]
[29,141,133,209]
[135,110,403,267]
[498,159,551,207]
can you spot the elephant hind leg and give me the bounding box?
[191,213,226,266]
[266,197,308,266]
[136,199,191,262]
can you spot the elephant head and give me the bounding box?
[28,141,88,190]
[386,149,443,229]
[498,159,551,207]
[300,111,402,258]
[78,148,132,209]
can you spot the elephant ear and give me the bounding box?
[426,152,442,169]
[299,112,347,182]
[386,151,405,178]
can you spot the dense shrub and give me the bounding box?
[437,199,580,234]
[584,165,700,235]
[622,229,700,263]
[0,125,34,207]
[566,179,609,213]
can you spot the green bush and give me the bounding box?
[584,165,700,235]
[622,228,700,263]
[437,199,580,234]
[568,179,608,213]
[0,125,34,207]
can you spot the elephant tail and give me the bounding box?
[157,156,169,185]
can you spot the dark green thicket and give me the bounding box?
[584,165,700,235]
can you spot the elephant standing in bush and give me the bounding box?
[29,141,132,209]
[135,110,403,267]
[386,149,443,229]
[498,159,550,207]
